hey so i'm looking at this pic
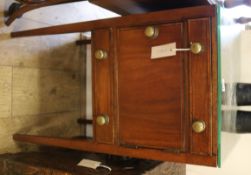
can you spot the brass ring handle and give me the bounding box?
[95,49,108,60]
[96,115,109,126]
[192,120,206,133]
[144,26,159,39]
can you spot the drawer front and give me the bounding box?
[117,23,187,150]
[188,18,213,155]
[92,29,114,144]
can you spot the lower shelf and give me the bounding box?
[0,148,186,175]
[13,134,217,166]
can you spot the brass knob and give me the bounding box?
[190,42,203,54]
[144,26,159,39]
[192,120,206,133]
[95,50,107,60]
[96,115,109,126]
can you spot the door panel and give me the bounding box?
[92,29,114,144]
[188,18,213,155]
[117,23,186,150]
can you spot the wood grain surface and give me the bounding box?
[117,23,185,150]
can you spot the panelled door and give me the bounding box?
[117,23,187,151]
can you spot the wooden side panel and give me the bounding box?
[211,16,218,156]
[117,23,186,150]
[188,18,213,155]
[92,29,114,144]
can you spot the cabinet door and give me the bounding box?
[92,29,114,144]
[188,18,214,155]
[117,23,187,151]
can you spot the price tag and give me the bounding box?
[151,42,176,59]
[77,159,101,169]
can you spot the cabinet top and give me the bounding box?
[90,0,211,15]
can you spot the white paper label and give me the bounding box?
[77,159,101,169]
[151,42,176,59]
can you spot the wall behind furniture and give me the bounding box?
[0,1,117,153]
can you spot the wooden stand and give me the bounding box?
[11,5,219,167]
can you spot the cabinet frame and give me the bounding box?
[12,5,219,166]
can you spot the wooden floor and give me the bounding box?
[0,148,186,175]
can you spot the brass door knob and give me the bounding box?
[144,26,159,39]
[192,120,206,133]
[95,50,107,60]
[96,115,109,126]
[190,42,203,54]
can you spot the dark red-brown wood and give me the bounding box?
[92,29,115,144]
[117,23,186,151]
[13,134,217,166]
[188,18,213,155]
[211,15,218,156]
[12,5,218,167]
